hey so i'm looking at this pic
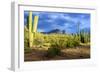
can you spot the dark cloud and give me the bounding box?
[24,11,90,34]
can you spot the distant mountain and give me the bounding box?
[41,28,90,34]
[41,29,63,34]
[48,29,62,34]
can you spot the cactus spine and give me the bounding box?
[28,11,39,48]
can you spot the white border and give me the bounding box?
[11,2,97,71]
[11,2,19,71]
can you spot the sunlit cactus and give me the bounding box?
[28,11,39,48]
[33,16,39,33]
[29,11,33,48]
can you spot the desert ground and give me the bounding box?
[24,44,90,61]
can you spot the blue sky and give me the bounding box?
[24,11,90,34]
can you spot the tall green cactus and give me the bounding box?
[33,16,39,33]
[29,11,33,48]
[28,11,39,48]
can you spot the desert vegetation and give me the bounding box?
[24,28,90,61]
[24,11,90,61]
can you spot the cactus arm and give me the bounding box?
[33,16,39,33]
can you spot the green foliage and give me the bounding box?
[48,34,67,49]
[65,35,79,47]
[24,26,90,50]
[47,47,61,57]
[80,32,90,43]
[33,33,44,46]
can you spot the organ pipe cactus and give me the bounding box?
[28,11,39,48]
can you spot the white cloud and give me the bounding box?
[37,29,44,32]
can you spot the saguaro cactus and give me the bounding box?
[29,11,33,48]
[28,11,39,48]
[33,16,39,33]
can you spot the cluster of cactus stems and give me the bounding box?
[29,11,39,48]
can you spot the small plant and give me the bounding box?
[47,47,61,57]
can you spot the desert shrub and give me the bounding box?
[47,47,61,57]
[45,34,80,49]
[52,38,67,49]
[65,35,80,48]
[73,40,80,47]
[57,38,67,49]
[48,34,68,49]
[73,35,80,46]
[43,35,50,43]
[66,40,74,47]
